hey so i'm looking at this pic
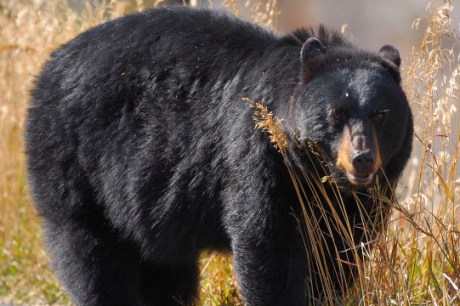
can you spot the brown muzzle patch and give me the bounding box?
[336,124,381,187]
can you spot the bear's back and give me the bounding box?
[25,7,288,231]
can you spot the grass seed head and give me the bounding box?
[245,98,289,154]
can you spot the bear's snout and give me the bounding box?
[352,150,375,174]
[336,123,382,187]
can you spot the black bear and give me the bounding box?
[25,7,413,306]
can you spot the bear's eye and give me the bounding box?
[370,110,389,122]
[331,107,348,122]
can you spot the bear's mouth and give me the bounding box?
[345,172,375,187]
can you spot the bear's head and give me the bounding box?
[288,36,413,190]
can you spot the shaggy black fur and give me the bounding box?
[25,7,413,306]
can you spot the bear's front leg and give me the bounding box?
[226,200,310,306]
[231,227,309,306]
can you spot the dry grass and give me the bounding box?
[0,1,128,304]
[359,2,460,304]
[0,0,458,305]
[247,3,460,305]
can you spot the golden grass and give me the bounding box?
[249,99,392,305]
[247,98,289,154]
[242,2,460,305]
[365,2,460,304]
[0,1,128,304]
[0,0,458,305]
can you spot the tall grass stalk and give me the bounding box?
[351,1,460,304]
[248,2,459,305]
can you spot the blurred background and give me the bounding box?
[270,0,458,58]
[64,0,460,59]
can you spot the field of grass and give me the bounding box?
[0,0,458,305]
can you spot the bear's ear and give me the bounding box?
[378,45,401,68]
[300,38,326,84]
[300,37,326,64]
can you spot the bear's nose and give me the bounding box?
[351,150,375,174]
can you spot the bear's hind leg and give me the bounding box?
[44,213,143,306]
[139,260,199,306]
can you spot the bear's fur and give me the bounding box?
[25,7,413,306]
